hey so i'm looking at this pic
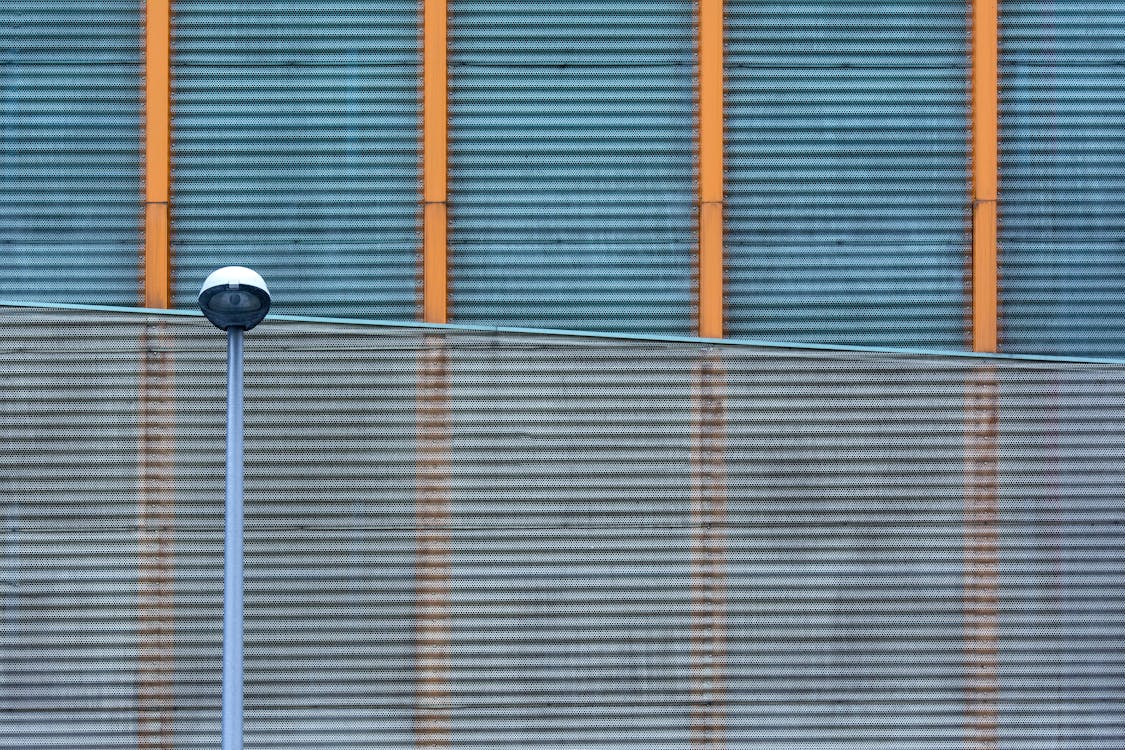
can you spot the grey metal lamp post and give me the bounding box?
[198,267,271,750]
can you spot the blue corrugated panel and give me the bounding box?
[448,2,697,334]
[725,2,971,348]
[170,2,422,319]
[0,2,143,305]
[999,2,1125,357]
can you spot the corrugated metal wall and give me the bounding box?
[447,2,697,333]
[3,306,1123,749]
[724,2,972,348]
[999,1,1125,357]
[169,2,422,318]
[0,1,143,304]
[8,4,1125,359]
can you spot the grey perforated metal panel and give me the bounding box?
[999,1,1125,357]
[2,306,1123,748]
[447,1,697,333]
[169,2,422,319]
[0,1,143,304]
[725,2,971,348]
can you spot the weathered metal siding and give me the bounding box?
[169,2,422,318]
[724,2,972,348]
[999,1,1125,357]
[2,306,1123,748]
[0,1,143,304]
[447,1,697,333]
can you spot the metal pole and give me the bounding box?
[222,327,244,750]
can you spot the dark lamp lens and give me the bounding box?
[199,283,270,330]
[209,290,263,313]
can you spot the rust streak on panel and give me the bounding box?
[137,321,176,749]
[414,338,451,747]
[964,365,1000,750]
[690,351,728,748]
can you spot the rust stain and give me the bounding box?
[137,321,176,749]
[964,365,1000,750]
[690,351,728,749]
[414,339,451,748]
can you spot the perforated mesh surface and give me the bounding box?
[1,307,1123,748]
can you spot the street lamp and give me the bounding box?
[198,267,270,750]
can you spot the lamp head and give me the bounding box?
[198,267,271,331]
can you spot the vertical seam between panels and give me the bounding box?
[690,351,728,748]
[698,0,725,338]
[972,0,1000,352]
[414,339,452,748]
[137,321,176,750]
[144,0,172,309]
[424,0,449,323]
[963,365,1000,749]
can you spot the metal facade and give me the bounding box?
[447,1,698,333]
[5,3,1125,353]
[168,2,422,318]
[0,1,143,305]
[3,306,1123,748]
[999,1,1125,357]
[725,2,972,349]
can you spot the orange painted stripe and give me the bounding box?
[973,202,998,352]
[144,0,172,309]
[698,0,724,338]
[972,0,999,352]
[144,203,171,308]
[424,203,448,324]
[699,203,724,339]
[423,0,449,323]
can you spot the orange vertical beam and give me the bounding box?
[423,0,449,323]
[145,0,172,309]
[972,0,1000,352]
[698,0,724,338]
